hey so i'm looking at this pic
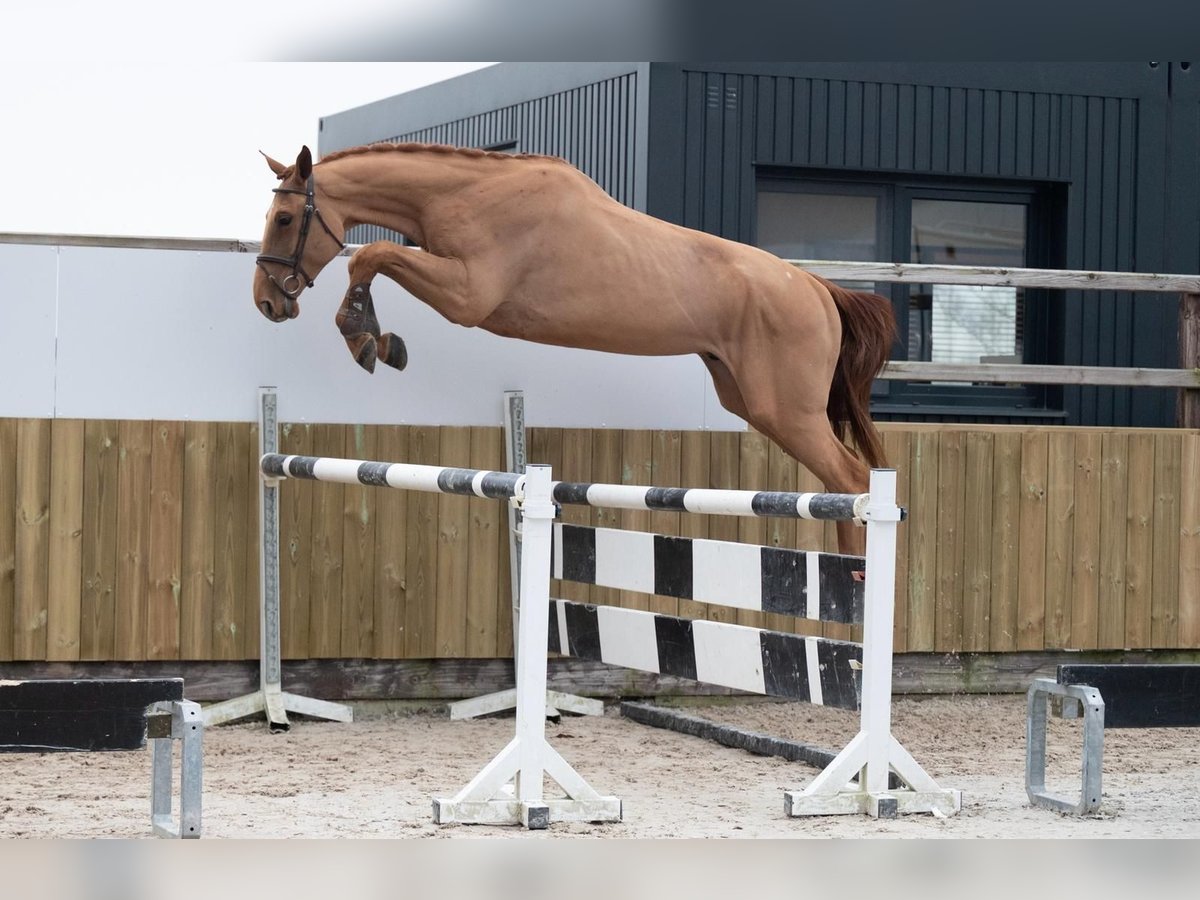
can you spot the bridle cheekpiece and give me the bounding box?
[255,172,345,299]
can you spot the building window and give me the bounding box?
[755,173,1065,420]
[909,198,1026,367]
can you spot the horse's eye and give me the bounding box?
[278,213,294,227]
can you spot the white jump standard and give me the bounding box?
[261,453,621,828]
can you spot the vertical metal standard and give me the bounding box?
[201,388,353,731]
[784,469,962,818]
[504,389,526,643]
[447,392,602,721]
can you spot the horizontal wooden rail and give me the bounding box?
[881,361,1200,389]
[793,260,1200,293]
[790,260,1200,424]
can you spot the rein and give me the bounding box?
[255,173,345,299]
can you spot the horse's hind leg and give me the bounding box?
[723,349,871,555]
[770,414,871,557]
[705,351,868,554]
[335,283,407,373]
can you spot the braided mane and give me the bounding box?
[318,141,564,166]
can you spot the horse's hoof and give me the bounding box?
[379,333,408,371]
[348,334,378,373]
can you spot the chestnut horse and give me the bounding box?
[252,144,895,553]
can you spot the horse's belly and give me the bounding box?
[480,297,701,357]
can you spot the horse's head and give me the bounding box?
[253,146,345,322]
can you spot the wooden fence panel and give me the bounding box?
[935,431,966,652]
[3,418,1200,664]
[277,422,314,659]
[1180,433,1200,647]
[211,422,250,660]
[243,421,262,659]
[47,419,84,661]
[466,425,503,658]
[1097,432,1130,648]
[341,425,378,659]
[906,430,939,652]
[989,431,1022,651]
[80,419,119,660]
[882,430,911,651]
[1070,432,1103,649]
[114,420,151,661]
[1016,432,1049,651]
[1043,432,1076,649]
[15,419,52,660]
[961,432,994,652]
[145,421,183,660]
[372,425,409,659]
[404,425,440,659]
[1124,433,1156,648]
[307,423,347,658]
[434,426,471,658]
[0,419,16,660]
[1151,433,1182,648]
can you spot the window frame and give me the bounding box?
[753,169,1067,420]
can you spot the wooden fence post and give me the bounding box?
[1181,292,1200,429]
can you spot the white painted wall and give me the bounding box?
[1,241,746,431]
[0,245,58,417]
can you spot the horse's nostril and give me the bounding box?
[258,301,275,319]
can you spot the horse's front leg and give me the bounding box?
[337,240,484,372]
[334,282,407,373]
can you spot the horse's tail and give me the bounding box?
[818,276,896,470]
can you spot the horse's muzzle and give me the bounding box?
[258,297,299,322]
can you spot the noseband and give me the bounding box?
[255,173,345,299]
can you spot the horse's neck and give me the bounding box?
[321,150,490,240]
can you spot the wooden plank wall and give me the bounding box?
[1,418,1197,662]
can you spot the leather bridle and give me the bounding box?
[255,173,345,299]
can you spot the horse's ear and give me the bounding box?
[261,151,288,178]
[297,146,313,181]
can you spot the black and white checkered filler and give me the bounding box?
[548,599,862,710]
[553,524,865,624]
